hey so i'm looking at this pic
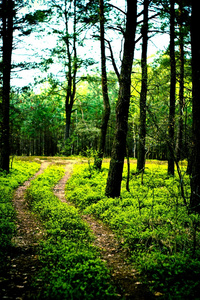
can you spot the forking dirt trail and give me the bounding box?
[1,158,155,299]
[53,161,155,299]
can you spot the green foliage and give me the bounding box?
[26,164,116,299]
[66,162,200,298]
[10,86,65,156]
[10,51,192,160]
[10,70,118,157]
[0,159,40,269]
[66,163,106,209]
[24,10,52,26]
[136,253,200,299]
[130,54,192,160]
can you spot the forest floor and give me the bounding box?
[1,157,156,299]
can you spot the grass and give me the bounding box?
[66,161,200,299]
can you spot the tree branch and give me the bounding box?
[137,12,160,25]
[108,3,126,15]
[107,25,125,36]
[105,39,120,81]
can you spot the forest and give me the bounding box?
[1,0,200,299]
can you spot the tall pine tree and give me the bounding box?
[0,0,14,172]
[190,0,200,213]
[105,0,137,198]
[94,0,110,170]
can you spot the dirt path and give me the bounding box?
[53,160,75,202]
[54,162,155,299]
[82,215,155,299]
[1,159,155,299]
[0,161,50,300]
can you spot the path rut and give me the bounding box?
[0,161,50,300]
[1,159,155,299]
[54,162,155,299]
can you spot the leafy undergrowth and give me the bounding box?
[0,159,40,269]
[66,161,200,299]
[26,164,117,300]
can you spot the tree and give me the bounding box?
[168,0,176,175]
[175,0,184,161]
[94,0,110,170]
[190,0,200,213]
[10,85,65,156]
[137,0,149,172]
[105,0,137,198]
[0,0,14,172]
[48,0,101,152]
[63,0,78,142]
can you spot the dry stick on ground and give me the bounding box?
[0,161,51,300]
[54,162,156,300]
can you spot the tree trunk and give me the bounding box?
[176,1,184,161]
[64,0,77,145]
[94,0,110,170]
[168,0,176,176]
[190,0,200,213]
[126,145,130,192]
[65,103,72,140]
[0,0,14,172]
[137,0,148,172]
[105,0,137,198]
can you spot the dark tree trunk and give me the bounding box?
[64,0,77,145]
[94,0,110,170]
[105,0,137,198]
[65,103,73,140]
[168,0,176,176]
[190,0,200,213]
[0,0,14,172]
[176,1,184,161]
[126,145,130,192]
[137,0,148,172]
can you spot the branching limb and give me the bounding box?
[105,39,120,81]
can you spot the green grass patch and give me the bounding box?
[26,164,116,299]
[0,159,40,269]
[66,162,200,299]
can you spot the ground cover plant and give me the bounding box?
[0,159,40,269]
[26,164,117,299]
[66,161,200,299]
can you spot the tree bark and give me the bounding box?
[190,0,200,213]
[64,0,77,144]
[94,0,110,170]
[137,0,148,172]
[105,0,137,198]
[0,0,14,172]
[168,0,176,176]
[176,1,184,161]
